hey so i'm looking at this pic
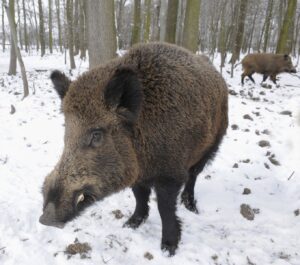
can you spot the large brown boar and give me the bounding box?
[241,53,296,85]
[39,42,228,256]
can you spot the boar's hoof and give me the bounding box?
[123,215,147,229]
[161,242,178,256]
[181,192,199,214]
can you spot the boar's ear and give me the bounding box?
[50,70,71,99]
[104,66,143,124]
[284,54,289,60]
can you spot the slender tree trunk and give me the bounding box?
[276,0,297,54]
[79,0,86,58]
[38,0,45,56]
[159,0,167,41]
[8,0,17,75]
[263,0,274,52]
[116,0,125,49]
[32,0,39,51]
[151,0,161,41]
[143,0,151,42]
[16,0,22,50]
[164,0,179,43]
[22,0,28,52]
[182,0,201,52]
[131,0,141,45]
[4,0,29,98]
[56,0,62,52]
[230,0,248,65]
[66,0,76,69]
[87,0,117,68]
[48,0,53,53]
[73,0,79,55]
[2,2,6,52]
[247,5,259,53]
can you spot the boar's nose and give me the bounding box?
[291,68,297,73]
[39,203,65,229]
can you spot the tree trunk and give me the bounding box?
[2,2,6,52]
[159,0,167,41]
[151,0,161,41]
[116,0,126,49]
[276,0,297,54]
[131,0,141,45]
[16,0,22,50]
[4,0,29,98]
[66,0,76,69]
[164,0,179,43]
[87,0,117,68]
[38,0,45,56]
[32,0,39,51]
[143,0,151,42]
[79,0,86,58]
[8,0,17,75]
[48,0,53,53]
[56,0,62,52]
[182,0,201,52]
[262,0,273,52]
[230,0,248,65]
[73,0,79,55]
[22,0,28,52]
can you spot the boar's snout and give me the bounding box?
[291,68,297,73]
[39,202,65,229]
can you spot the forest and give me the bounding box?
[0,1,300,265]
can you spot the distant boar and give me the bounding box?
[241,53,296,85]
[39,43,228,255]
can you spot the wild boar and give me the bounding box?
[39,42,228,255]
[241,53,296,85]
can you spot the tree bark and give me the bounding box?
[48,0,53,53]
[276,0,297,54]
[66,0,76,69]
[4,0,29,98]
[131,0,141,45]
[32,0,39,51]
[2,2,6,52]
[263,0,274,52]
[16,0,22,50]
[143,0,151,42]
[22,0,28,52]
[182,0,201,52]
[151,0,161,41]
[8,0,16,75]
[87,0,117,68]
[164,0,179,43]
[56,0,62,52]
[38,0,45,56]
[73,0,79,55]
[79,0,86,58]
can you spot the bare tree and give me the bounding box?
[165,0,179,43]
[4,0,29,98]
[143,0,151,42]
[87,0,117,68]
[182,0,201,52]
[131,0,141,45]
[56,0,62,52]
[2,2,6,52]
[38,0,45,56]
[22,0,28,52]
[66,0,76,69]
[7,0,16,75]
[276,0,297,54]
[49,0,53,53]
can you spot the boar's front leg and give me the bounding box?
[155,180,182,256]
[270,74,277,84]
[124,184,151,229]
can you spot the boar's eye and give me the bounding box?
[89,129,103,147]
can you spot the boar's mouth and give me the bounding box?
[39,202,65,229]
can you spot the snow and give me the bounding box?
[0,50,300,265]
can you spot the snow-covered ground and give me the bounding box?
[0,50,300,265]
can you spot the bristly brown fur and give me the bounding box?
[41,42,229,255]
[241,53,296,85]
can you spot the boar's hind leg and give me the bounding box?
[155,180,182,256]
[124,184,151,229]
